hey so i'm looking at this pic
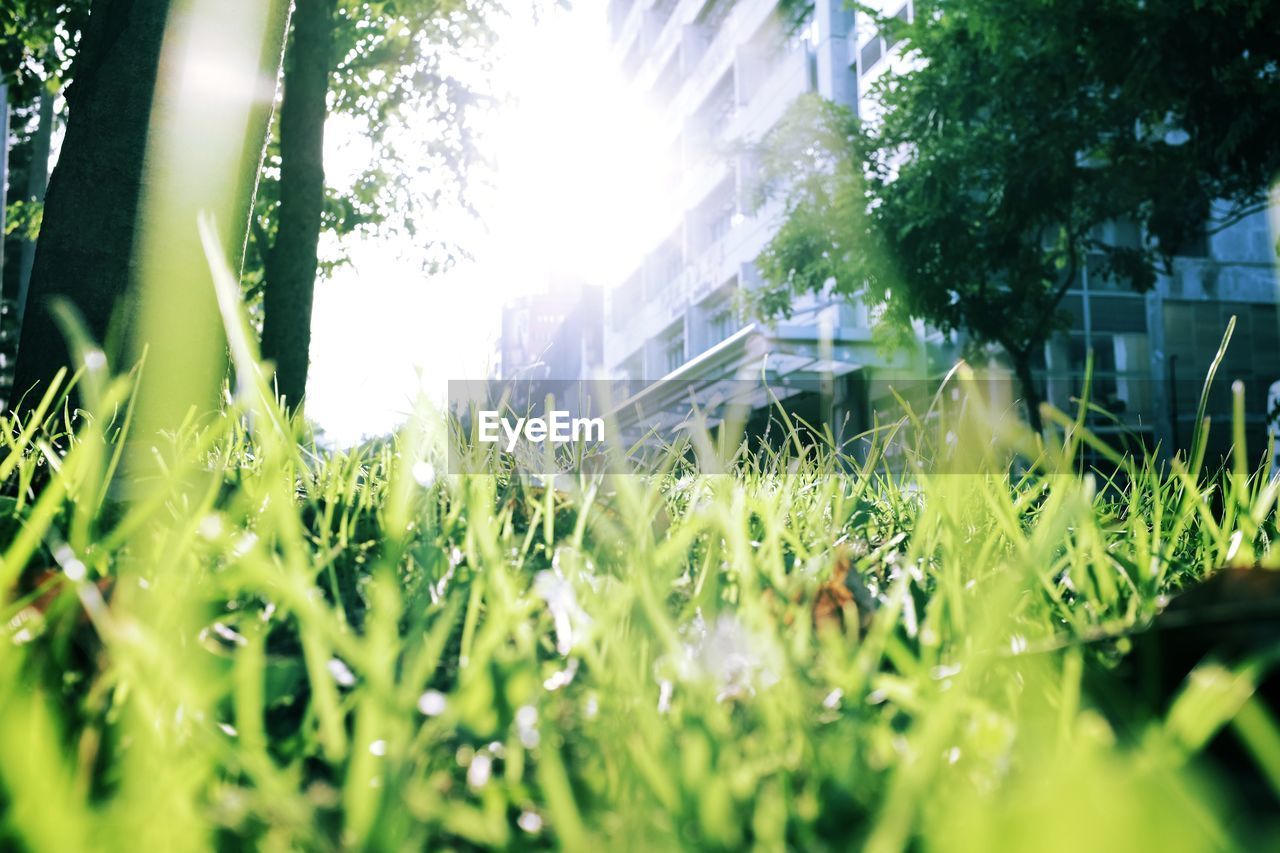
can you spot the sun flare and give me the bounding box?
[306,3,677,443]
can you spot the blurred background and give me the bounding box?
[3,0,1278,454]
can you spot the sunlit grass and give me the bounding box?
[1,283,1278,848]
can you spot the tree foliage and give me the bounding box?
[245,0,500,408]
[0,0,88,97]
[755,0,1280,430]
[244,0,498,305]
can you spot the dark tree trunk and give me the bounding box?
[11,0,292,423]
[1009,346,1045,435]
[16,84,56,328]
[11,0,174,414]
[260,0,335,410]
[0,84,9,303]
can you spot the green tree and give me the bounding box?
[249,0,496,409]
[757,0,1280,432]
[5,0,496,413]
[0,1,87,99]
[1,1,89,334]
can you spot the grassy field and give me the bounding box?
[1,321,1279,850]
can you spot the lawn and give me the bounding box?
[1,337,1278,851]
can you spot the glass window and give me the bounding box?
[709,308,735,343]
[665,338,685,372]
[859,37,883,76]
[885,2,912,48]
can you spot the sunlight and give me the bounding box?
[306,3,678,444]
[481,4,678,286]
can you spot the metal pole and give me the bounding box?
[1269,379,1279,481]
[1079,256,1092,427]
[1081,256,1092,352]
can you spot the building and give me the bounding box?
[602,0,900,447]
[603,0,1279,461]
[1039,210,1278,459]
[496,282,603,381]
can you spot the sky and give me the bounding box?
[306,3,678,445]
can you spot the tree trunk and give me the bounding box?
[0,83,9,301]
[11,0,174,414]
[260,0,335,410]
[11,0,292,423]
[1009,346,1045,435]
[16,84,55,329]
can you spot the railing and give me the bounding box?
[639,0,706,90]
[668,0,769,112]
[722,41,810,144]
[614,0,649,69]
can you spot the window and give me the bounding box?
[703,73,735,127]
[1164,300,1278,415]
[665,336,685,373]
[1060,331,1151,415]
[648,232,684,295]
[858,3,912,75]
[700,179,737,250]
[1046,293,1152,419]
[696,0,737,33]
[612,271,643,329]
[885,2,912,49]
[708,308,736,344]
[708,202,735,246]
[859,37,883,76]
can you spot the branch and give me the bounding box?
[1002,233,1084,361]
[1205,198,1270,237]
[1041,236,1082,331]
[998,335,1025,361]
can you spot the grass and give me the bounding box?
[1,299,1279,850]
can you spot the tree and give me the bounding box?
[5,0,496,412]
[10,0,292,419]
[1,1,90,353]
[250,0,496,408]
[0,1,88,101]
[258,0,336,412]
[756,0,1280,433]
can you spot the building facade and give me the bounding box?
[602,0,899,443]
[496,283,603,381]
[602,0,1279,458]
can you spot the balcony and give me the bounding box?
[613,0,648,65]
[670,0,778,126]
[636,0,705,90]
[723,41,811,143]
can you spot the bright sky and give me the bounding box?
[306,3,677,444]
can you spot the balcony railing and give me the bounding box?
[638,0,705,90]
[723,42,810,144]
[670,0,777,125]
[614,0,648,64]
